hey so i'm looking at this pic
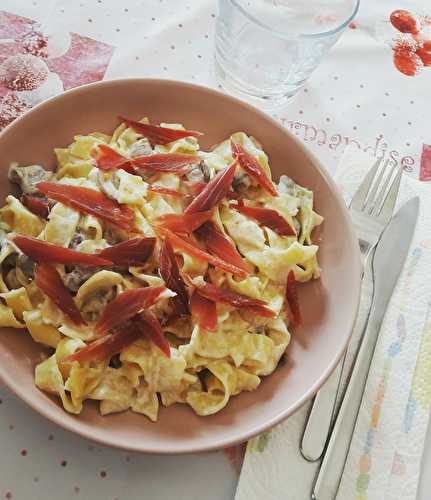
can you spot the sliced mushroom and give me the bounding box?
[0,235,32,290]
[185,160,210,183]
[64,266,101,293]
[69,215,104,251]
[5,268,20,290]
[16,254,35,285]
[69,230,85,250]
[97,170,121,201]
[8,164,53,195]
[129,138,153,158]
[81,287,116,323]
[1,254,18,290]
[75,270,123,323]
[232,170,252,193]
[109,354,122,368]
[0,237,14,292]
[278,175,296,196]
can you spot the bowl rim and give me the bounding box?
[0,78,362,453]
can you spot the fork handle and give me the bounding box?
[300,360,343,461]
[300,255,372,462]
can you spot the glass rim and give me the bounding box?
[229,0,361,39]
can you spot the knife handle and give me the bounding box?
[312,298,381,500]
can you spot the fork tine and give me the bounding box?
[370,162,397,216]
[376,166,403,222]
[349,156,382,211]
[364,159,390,214]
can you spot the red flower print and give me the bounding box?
[0,10,114,130]
[388,9,431,76]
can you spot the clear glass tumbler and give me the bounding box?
[215,0,360,110]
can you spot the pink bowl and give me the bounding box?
[0,79,361,453]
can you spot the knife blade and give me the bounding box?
[312,196,419,500]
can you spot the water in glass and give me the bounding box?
[215,0,359,109]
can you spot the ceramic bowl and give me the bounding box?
[0,79,361,453]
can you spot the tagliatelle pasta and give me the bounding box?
[0,117,322,420]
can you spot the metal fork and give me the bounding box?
[300,157,403,462]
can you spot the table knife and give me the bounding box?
[312,196,419,500]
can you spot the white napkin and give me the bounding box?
[235,147,431,500]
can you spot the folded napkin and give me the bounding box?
[235,147,431,500]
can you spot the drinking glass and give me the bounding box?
[215,0,360,110]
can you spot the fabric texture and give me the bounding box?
[0,0,430,499]
[236,147,431,500]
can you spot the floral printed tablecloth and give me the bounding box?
[0,1,430,499]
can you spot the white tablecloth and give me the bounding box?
[0,0,430,498]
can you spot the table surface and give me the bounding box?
[0,0,430,499]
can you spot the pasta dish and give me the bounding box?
[0,116,322,420]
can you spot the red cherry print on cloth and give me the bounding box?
[393,40,423,76]
[0,10,113,135]
[0,92,32,129]
[20,29,72,59]
[416,38,431,66]
[388,9,431,76]
[0,54,49,90]
[390,9,419,34]
[19,29,49,58]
